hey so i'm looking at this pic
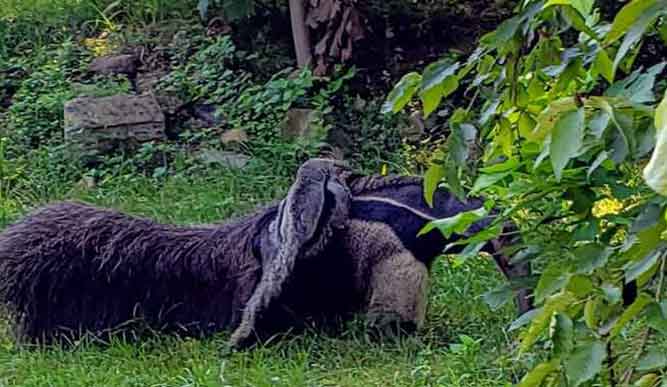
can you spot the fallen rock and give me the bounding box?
[221,129,249,145]
[89,54,137,76]
[64,94,165,155]
[195,149,250,169]
[282,108,321,139]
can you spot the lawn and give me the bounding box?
[0,162,520,387]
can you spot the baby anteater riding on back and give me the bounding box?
[0,159,529,349]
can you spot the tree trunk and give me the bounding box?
[288,0,312,68]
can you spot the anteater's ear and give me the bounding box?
[228,158,351,349]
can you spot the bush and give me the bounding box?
[386,0,667,384]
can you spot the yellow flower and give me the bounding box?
[592,198,624,218]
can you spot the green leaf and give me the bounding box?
[510,308,542,331]
[637,350,667,372]
[605,0,660,44]
[420,85,443,119]
[446,224,503,249]
[479,158,521,174]
[455,241,486,263]
[519,112,537,137]
[481,16,521,50]
[566,275,594,298]
[647,301,667,334]
[625,250,662,284]
[566,187,595,215]
[660,22,667,45]
[589,111,610,138]
[610,293,653,338]
[532,98,577,141]
[594,49,614,83]
[535,261,570,303]
[419,61,460,118]
[552,313,574,356]
[424,162,446,207]
[496,118,514,158]
[564,341,607,387]
[483,284,514,311]
[584,298,599,329]
[634,374,659,387]
[471,171,511,194]
[630,203,664,234]
[444,158,466,201]
[479,98,501,126]
[605,63,666,104]
[657,89,667,131]
[521,292,576,352]
[601,283,623,305]
[481,1,545,51]
[611,1,665,78]
[449,123,477,166]
[420,60,460,93]
[382,72,422,114]
[517,359,561,387]
[574,244,610,274]
[418,206,488,238]
[550,108,585,181]
[561,5,599,41]
[644,90,667,195]
[622,219,666,263]
[544,0,593,17]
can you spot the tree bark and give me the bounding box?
[288,0,312,68]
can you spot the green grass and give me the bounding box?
[0,161,522,387]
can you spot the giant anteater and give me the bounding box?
[0,159,529,348]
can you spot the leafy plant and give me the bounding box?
[386,0,667,385]
[158,36,250,104]
[4,51,75,151]
[160,36,352,147]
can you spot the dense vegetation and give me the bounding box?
[386,0,667,385]
[1,0,667,386]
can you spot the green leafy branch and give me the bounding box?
[385,0,667,385]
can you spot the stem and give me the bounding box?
[465,88,479,114]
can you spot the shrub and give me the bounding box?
[386,0,667,384]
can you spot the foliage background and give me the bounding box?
[384,0,667,385]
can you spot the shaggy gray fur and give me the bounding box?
[0,158,527,348]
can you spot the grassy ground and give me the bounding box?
[0,161,521,387]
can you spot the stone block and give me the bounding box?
[64,94,165,155]
[88,54,137,76]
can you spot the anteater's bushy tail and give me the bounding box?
[0,201,262,343]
